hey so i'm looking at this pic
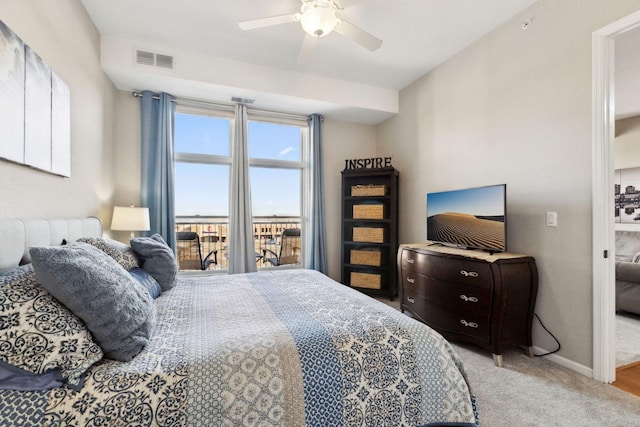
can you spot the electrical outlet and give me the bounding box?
[546,211,558,227]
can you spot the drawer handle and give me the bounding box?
[407,277,415,284]
[460,270,479,278]
[407,258,415,264]
[460,319,479,328]
[407,297,415,304]
[460,295,478,303]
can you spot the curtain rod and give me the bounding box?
[131,91,312,122]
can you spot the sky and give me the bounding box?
[427,184,506,217]
[174,114,302,217]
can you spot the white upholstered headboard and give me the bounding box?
[0,217,103,273]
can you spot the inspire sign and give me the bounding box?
[344,157,392,170]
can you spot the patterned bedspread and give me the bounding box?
[1,269,478,426]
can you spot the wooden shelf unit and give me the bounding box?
[341,167,399,300]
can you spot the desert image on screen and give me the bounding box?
[427,212,504,250]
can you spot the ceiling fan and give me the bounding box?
[238,0,382,64]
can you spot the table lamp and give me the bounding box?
[111,205,150,238]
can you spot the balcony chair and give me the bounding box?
[176,231,218,270]
[263,228,301,266]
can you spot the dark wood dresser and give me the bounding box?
[398,244,538,366]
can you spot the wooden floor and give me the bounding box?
[613,361,640,397]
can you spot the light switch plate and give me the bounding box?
[546,211,558,227]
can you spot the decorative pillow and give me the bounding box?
[77,237,139,270]
[30,243,156,362]
[130,234,178,292]
[632,252,640,263]
[0,264,103,390]
[129,268,162,299]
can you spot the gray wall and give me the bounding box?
[0,0,117,223]
[377,0,640,369]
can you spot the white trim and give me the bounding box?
[592,10,640,384]
[531,346,593,378]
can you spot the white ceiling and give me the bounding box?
[80,0,639,124]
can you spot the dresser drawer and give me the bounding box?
[403,294,490,340]
[401,249,493,288]
[401,271,492,317]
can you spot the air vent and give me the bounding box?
[135,50,155,66]
[231,96,255,104]
[134,49,174,70]
[155,54,174,69]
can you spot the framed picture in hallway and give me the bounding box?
[615,167,640,224]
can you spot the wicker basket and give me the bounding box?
[351,184,388,197]
[350,272,382,289]
[353,204,385,219]
[353,227,385,243]
[350,249,382,266]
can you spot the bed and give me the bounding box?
[0,218,478,427]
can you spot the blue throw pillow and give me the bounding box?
[129,267,162,299]
[0,361,63,391]
[130,234,178,292]
[30,243,156,362]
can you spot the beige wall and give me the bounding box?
[615,115,640,169]
[322,119,377,280]
[378,0,640,369]
[0,0,117,223]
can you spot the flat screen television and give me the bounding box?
[426,184,506,253]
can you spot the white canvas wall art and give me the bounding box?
[0,19,70,177]
[24,46,52,172]
[0,20,25,163]
[51,71,70,176]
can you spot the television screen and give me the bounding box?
[426,184,506,252]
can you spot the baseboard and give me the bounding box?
[532,346,594,378]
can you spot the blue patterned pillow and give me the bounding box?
[77,237,139,270]
[0,264,103,390]
[129,267,162,299]
[30,243,156,362]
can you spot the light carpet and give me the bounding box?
[452,343,640,426]
[616,312,640,367]
[375,297,640,426]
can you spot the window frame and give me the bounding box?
[173,102,309,270]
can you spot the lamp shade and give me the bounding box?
[111,206,150,232]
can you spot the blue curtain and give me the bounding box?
[306,114,327,274]
[140,91,177,251]
[227,104,258,274]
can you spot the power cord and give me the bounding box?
[531,313,561,357]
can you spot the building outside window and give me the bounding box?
[174,103,307,271]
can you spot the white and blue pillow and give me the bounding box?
[0,264,103,391]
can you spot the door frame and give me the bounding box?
[592,10,640,383]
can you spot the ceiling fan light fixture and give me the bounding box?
[300,3,338,37]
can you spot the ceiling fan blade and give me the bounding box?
[297,33,318,64]
[334,19,382,51]
[238,14,299,31]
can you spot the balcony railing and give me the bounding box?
[175,216,301,271]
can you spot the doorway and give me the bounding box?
[592,10,640,384]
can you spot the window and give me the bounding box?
[173,103,308,271]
